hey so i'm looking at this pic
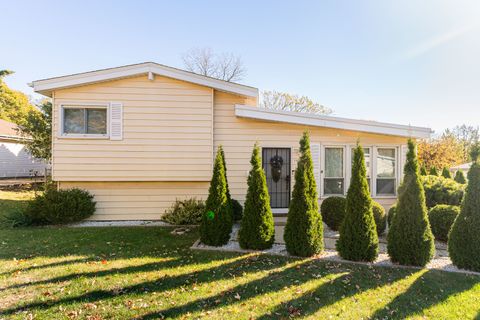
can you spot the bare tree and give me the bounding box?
[261,90,332,115]
[182,47,246,82]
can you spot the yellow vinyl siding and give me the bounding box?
[213,91,406,206]
[59,181,209,220]
[52,75,213,181]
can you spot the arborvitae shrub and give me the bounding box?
[454,170,466,184]
[238,144,275,250]
[200,147,233,246]
[428,205,460,242]
[387,139,435,266]
[336,144,379,262]
[231,199,243,221]
[429,166,439,176]
[320,196,346,231]
[372,201,387,235]
[284,131,323,257]
[420,165,428,176]
[162,198,205,225]
[442,167,452,179]
[422,175,464,208]
[219,145,234,216]
[387,204,396,227]
[25,188,96,224]
[448,147,480,272]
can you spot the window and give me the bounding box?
[376,148,396,195]
[62,106,107,136]
[324,147,344,195]
[352,147,371,190]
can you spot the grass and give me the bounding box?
[0,193,479,319]
[0,190,35,220]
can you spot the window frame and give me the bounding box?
[59,103,110,139]
[373,146,398,197]
[322,145,346,196]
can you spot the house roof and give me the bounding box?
[235,105,432,139]
[451,162,471,171]
[30,62,258,98]
[0,119,23,141]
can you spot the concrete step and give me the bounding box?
[274,216,287,226]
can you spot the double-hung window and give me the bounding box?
[324,147,345,195]
[62,106,108,137]
[376,148,397,195]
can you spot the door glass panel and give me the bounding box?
[262,148,291,208]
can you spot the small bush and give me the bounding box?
[429,166,439,176]
[454,170,466,184]
[422,175,464,208]
[420,165,428,176]
[428,205,460,241]
[231,199,243,221]
[387,204,396,227]
[163,198,205,225]
[25,188,96,225]
[1,208,33,228]
[372,201,387,235]
[320,196,346,231]
[442,167,452,179]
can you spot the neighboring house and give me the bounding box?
[31,62,432,221]
[450,162,470,175]
[0,119,46,178]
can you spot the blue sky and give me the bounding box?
[2,0,479,134]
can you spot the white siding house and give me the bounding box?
[0,119,46,178]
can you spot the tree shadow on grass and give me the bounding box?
[370,270,480,319]
[0,253,288,316]
[0,257,97,277]
[253,266,416,319]
[136,260,411,320]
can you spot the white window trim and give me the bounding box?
[58,103,110,139]
[374,146,399,198]
[321,145,347,197]
[320,143,401,199]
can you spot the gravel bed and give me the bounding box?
[192,224,479,276]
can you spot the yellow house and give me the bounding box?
[31,62,431,221]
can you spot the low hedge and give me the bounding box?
[25,187,96,225]
[372,201,387,235]
[163,198,205,225]
[428,205,460,241]
[320,196,346,231]
[422,175,464,208]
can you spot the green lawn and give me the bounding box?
[0,194,480,319]
[0,190,36,221]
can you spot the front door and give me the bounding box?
[262,148,291,209]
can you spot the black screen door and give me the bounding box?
[262,148,291,209]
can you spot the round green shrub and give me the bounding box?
[422,175,464,208]
[428,205,460,241]
[163,198,205,225]
[429,166,439,176]
[320,196,346,231]
[372,201,386,235]
[454,170,466,184]
[231,199,243,221]
[442,167,452,179]
[387,204,396,227]
[25,188,96,225]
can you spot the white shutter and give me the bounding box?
[399,145,407,181]
[110,102,123,140]
[311,143,321,195]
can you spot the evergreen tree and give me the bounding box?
[388,139,435,266]
[420,165,428,176]
[284,131,323,256]
[448,145,480,272]
[336,144,379,261]
[200,146,233,246]
[454,170,467,184]
[429,166,439,176]
[238,143,275,249]
[442,167,452,179]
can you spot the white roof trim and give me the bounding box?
[235,105,432,139]
[30,62,258,98]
